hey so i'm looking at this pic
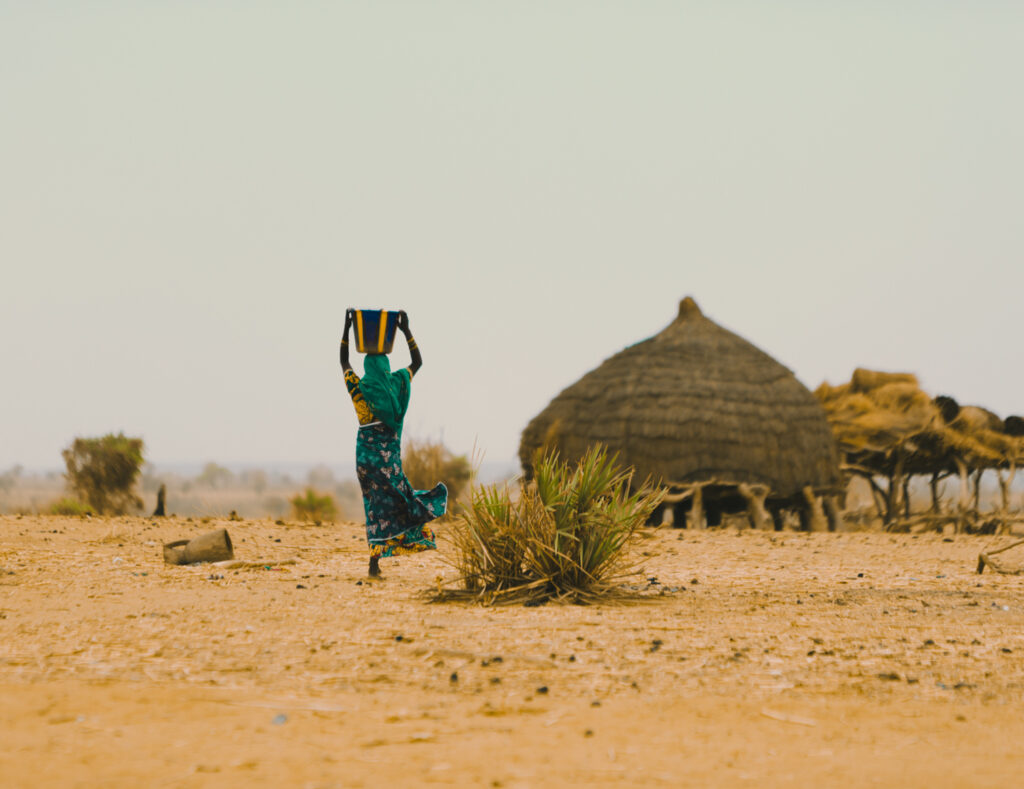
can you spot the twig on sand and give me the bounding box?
[760,708,817,727]
[212,699,347,712]
[211,559,297,570]
[412,647,554,666]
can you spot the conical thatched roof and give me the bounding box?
[519,298,841,499]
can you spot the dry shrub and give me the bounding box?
[437,447,663,605]
[62,433,145,515]
[290,488,338,524]
[403,439,472,511]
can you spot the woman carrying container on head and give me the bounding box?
[340,309,447,578]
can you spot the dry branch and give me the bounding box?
[976,537,1024,575]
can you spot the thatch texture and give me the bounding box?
[519,298,841,500]
[815,372,1024,478]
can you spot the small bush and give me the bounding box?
[290,488,338,523]
[196,462,234,489]
[48,497,95,517]
[403,439,473,511]
[439,447,663,605]
[62,433,145,515]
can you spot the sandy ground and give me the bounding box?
[2,514,1024,788]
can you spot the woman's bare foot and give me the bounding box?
[368,556,382,578]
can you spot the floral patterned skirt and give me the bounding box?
[355,423,447,559]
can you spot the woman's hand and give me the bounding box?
[344,309,354,338]
[397,310,410,335]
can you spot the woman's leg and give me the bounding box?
[368,555,381,577]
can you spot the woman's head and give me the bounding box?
[364,354,391,376]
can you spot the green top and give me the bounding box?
[345,355,412,433]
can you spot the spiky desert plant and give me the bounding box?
[439,447,663,605]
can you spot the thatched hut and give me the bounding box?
[519,297,842,530]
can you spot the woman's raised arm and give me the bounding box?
[398,310,422,375]
[340,309,354,372]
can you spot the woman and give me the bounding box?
[340,309,447,578]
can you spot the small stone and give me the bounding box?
[536,686,549,695]
[272,714,287,726]
[450,672,458,683]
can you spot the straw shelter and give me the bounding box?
[519,298,842,530]
[815,371,1024,524]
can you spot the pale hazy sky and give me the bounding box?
[3,3,1022,472]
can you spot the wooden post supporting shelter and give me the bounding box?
[823,495,842,532]
[801,485,829,532]
[737,483,770,531]
[689,483,706,530]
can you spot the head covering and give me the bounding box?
[359,354,411,434]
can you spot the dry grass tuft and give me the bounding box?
[48,497,94,517]
[403,439,473,512]
[434,447,663,605]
